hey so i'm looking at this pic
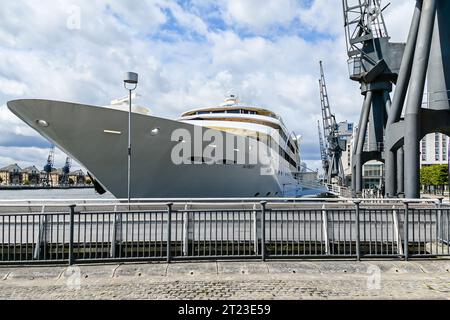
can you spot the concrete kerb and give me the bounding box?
[1,260,450,284]
[166,262,218,277]
[266,261,320,274]
[2,266,66,281]
[217,261,269,275]
[114,263,168,278]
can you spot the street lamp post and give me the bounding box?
[124,72,139,203]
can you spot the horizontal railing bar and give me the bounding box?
[264,255,357,259]
[171,255,260,260]
[0,260,68,265]
[77,210,167,215]
[178,209,257,213]
[0,212,69,216]
[0,197,440,205]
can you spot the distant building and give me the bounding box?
[40,168,62,187]
[338,121,354,139]
[0,161,88,187]
[0,164,23,185]
[22,166,40,185]
[340,123,384,190]
[339,122,355,185]
[69,169,86,185]
[420,133,449,167]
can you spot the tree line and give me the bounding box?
[420,164,449,195]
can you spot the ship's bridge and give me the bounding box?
[180,95,284,124]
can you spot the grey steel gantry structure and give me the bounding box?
[342,0,404,195]
[319,61,345,185]
[385,0,450,198]
[317,120,329,181]
[61,157,72,186]
[43,145,55,187]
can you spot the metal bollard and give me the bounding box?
[166,203,173,263]
[354,200,361,261]
[69,205,76,266]
[260,201,267,261]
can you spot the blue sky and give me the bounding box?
[0,0,414,172]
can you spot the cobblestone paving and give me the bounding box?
[1,261,449,300]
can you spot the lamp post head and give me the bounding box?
[124,72,139,85]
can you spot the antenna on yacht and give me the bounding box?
[222,92,239,106]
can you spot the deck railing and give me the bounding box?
[0,198,449,265]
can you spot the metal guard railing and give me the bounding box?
[0,199,449,265]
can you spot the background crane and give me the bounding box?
[319,61,345,185]
[342,0,404,195]
[43,145,55,187]
[317,120,329,181]
[61,157,72,186]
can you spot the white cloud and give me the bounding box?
[298,0,343,36]
[0,0,414,173]
[222,0,299,32]
[0,78,28,97]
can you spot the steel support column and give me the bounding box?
[385,1,423,198]
[354,91,373,193]
[397,147,404,195]
[404,0,437,198]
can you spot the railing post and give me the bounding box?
[182,204,194,256]
[166,203,173,263]
[437,197,443,244]
[33,205,46,260]
[321,204,329,255]
[392,205,404,256]
[260,201,267,261]
[110,205,118,258]
[69,205,76,266]
[354,200,361,261]
[252,203,260,255]
[403,201,410,261]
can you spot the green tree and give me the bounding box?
[420,164,449,194]
[434,164,448,195]
[420,166,433,193]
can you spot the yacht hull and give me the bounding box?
[7,99,326,198]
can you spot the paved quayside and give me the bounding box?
[0,260,449,300]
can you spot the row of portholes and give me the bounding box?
[254,192,279,197]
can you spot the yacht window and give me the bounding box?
[222,159,237,165]
[254,193,260,197]
[226,109,240,114]
[189,156,212,164]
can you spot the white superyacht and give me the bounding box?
[7,95,326,198]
